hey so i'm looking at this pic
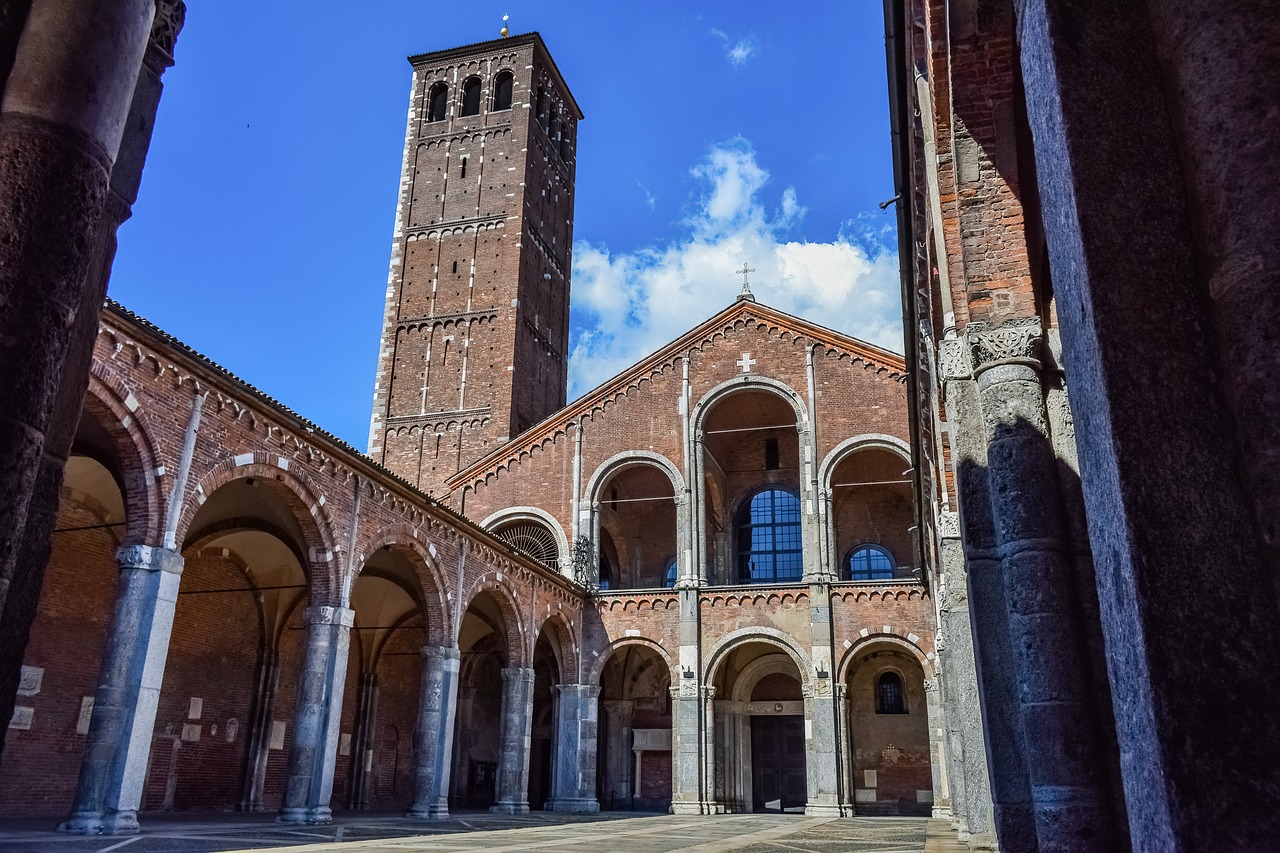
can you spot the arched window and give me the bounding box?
[427,82,448,122]
[735,488,803,583]
[460,76,482,117]
[536,85,548,129]
[847,544,895,581]
[492,71,514,111]
[560,126,571,161]
[876,671,906,714]
[492,520,559,570]
[663,558,678,588]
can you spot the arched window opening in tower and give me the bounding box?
[492,71,514,111]
[460,76,482,117]
[492,519,559,570]
[847,544,894,582]
[735,488,803,584]
[460,157,467,179]
[876,671,906,714]
[427,82,448,122]
[536,85,547,129]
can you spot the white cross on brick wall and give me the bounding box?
[737,352,756,373]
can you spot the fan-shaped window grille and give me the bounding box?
[493,521,559,570]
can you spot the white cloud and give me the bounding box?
[709,28,758,67]
[568,139,902,397]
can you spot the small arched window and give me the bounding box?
[560,125,572,161]
[847,544,895,581]
[876,671,906,714]
[663,558,678,588]
[426,82,448,122]
[536,85,548,129]
[735,488,803,583]
[598,552,613,591]
[460,76,482,117]
[492,71,514,111]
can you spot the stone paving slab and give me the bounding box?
[0,813,928,853]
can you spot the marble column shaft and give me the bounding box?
[278,605,354,825]
[490,665,534,815]
[546,683,600,813]
[407,645,459,819]
[60,545,183,835]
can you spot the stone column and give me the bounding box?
[923,676,946,818]
[345,671,378,809]
[937,337,1036,852]
[1013,1,1280,846]
[601,698,634,807]
[546,684,600,813]
[278,605,354,825]
[59,545,183,835]
[805,580,840,815]
[407,645,459,819]
[0,0,162,751]
[239,646,280,812]
[490,665,534,814]
[669,684,705,813]
[833,684,853,816]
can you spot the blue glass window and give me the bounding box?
[663,558,678,588]
[847,545,894,581]
[876,671,906,714]
[735,489,804,583]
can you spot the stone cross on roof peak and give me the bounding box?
[736,262,757,302]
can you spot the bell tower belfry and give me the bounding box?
[367,32,582,498]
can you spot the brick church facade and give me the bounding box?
[0,32,944,830]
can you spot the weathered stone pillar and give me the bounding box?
[406,645,459,819]
[490,665,534,814]
[670,581,708,813]
[923,676,947,818]
[601,698,634,807]
[278,605,354,824]
[546,683,600,813]
[0,0,161,749]
[938,337,1036,852]
[345,671,378,809]
[833,684,853,816]
[805,580,840,815]
[239,645,280,812]
[1013,1,1280,846]
[935,517,996,850]
[59,545,183,834]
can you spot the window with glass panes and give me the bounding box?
[847,545,894,581]
[735,489,803,583]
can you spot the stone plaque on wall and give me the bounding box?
[77,697,94,734]
[339,733,351,756]
[632,728,672,751]
[9,706,34,730]
[270,720,288,750]
[187,697,203,719]
[17,665,43,697]
[181,723,201,742]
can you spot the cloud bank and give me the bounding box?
[567,139,902,397]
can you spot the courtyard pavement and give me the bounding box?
[0,811,930,853]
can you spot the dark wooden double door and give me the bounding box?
[750,715,806,812]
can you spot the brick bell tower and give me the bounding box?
[367,32,582,499]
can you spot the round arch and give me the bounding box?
[585,450,686,506]
[730,652,807,703]
[179,459,341,604]
[82,371,165,546]
[836,632,935,684]
[459,573,528,667]
[534,611,579,683]
[355,524,453,647]
[588,636,675,687]
[704,627,813,695]
[817,433,912,493]
[481,506,570,574]
[690,374,810,436]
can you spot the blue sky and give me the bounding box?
[109,1,900,449]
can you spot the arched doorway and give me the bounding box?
[596,644,672,811]
[845,643,932,815]
[711,641,808,813]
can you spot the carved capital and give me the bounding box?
[116,544,183,574]
[967,318,1043,373]
[938,337,973,382]
[144,0,186,73]
[937,510,960,541]
[305,605,355,627]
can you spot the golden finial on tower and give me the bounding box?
[500,14,509,38]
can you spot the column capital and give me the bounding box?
[500,665,535,684]
[304,605,355,628]
[966,318,1043,375]
[115,544,183,574]
[555,683,601,699]
[938,510,961,541]
[421,644,460,662]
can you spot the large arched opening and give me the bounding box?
[825,441,916,582]
[592,458,679,590]
[596,643,672,811]
[528,621,563,810]
[449,589,516,809]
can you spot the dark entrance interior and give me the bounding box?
[750,715,806,812]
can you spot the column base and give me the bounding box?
[804,804,843,817]
[545,797,600,814]
[405,799,450,820]
[276,805,333,824]
[489,802,530,815]
[57,810,139,835]
[966,830,999,851]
